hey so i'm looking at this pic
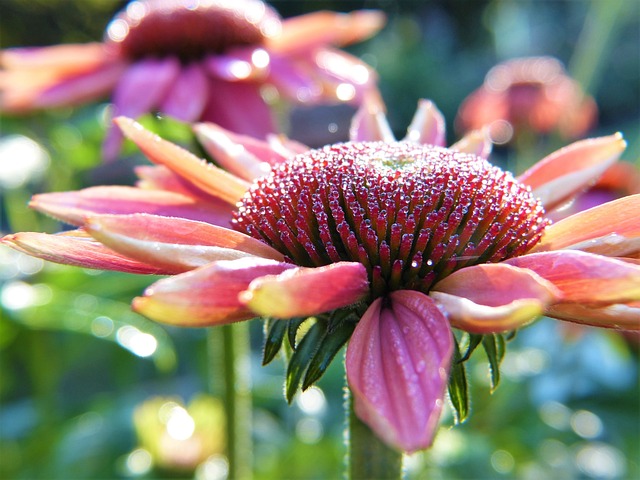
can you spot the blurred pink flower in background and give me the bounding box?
[455,56,597,144]
[3,98,639,453]
[0,0,384,159]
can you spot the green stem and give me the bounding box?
[208,323,253,480]
[346,387,403,480]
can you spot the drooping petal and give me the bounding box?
[1,230,166,275]
[517,134,627,210]
[545,302,640,330]
[431,263,561,333]
[85,213,285,273]
[204,48,269,82]
[111,57,180,118]
[114,117,249,205]
[533,194,640,258]
[346,290,453,453]
[312,48,377,103]
[266,10,385,54]
[505,250,640,305]
[29,186,233,226]
[349,93,395,142]
[5,61,125,112]
[450,127,492,159]
[200,76,276,139]
[402,99,446,146]
[241,262,369,318]
[193,122,274,181]
[1,43,110,74]
[132,258,295,326]
[265,54,324,104]
[160,62,209,122]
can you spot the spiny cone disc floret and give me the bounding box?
[106,0,281,60]
[233,142,549,297]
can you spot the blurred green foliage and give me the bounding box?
[1,0,638,479]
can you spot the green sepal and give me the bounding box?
[302,317,355,391]
[285,320,324,403]
[482,333,506,393]
[287,317,307,349]
[262,318,288,366]
[447,336,470,424]
[459,333,483,362]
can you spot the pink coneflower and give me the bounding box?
[0,0,384,159]
[3,98,638,453]
[456,56,598,143]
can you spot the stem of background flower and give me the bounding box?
[569,0,626,96]
[346,386,404,480]
[208,324,253,480]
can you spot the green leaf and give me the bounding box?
[262,318,288,366]
[460,333,483,362]
[482,334,506,392]
[447,337,470,424]
[287,317,307,349]
[285,321,324,403]
[302,319,355,390]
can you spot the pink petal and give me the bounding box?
[517,134,627,210]
[450,127,492,159]
[402,99,446,146]
[533,194,640,258]
[114,117,249,205]
[29,186,233,227]
[200,77,276,139]
[1,230,166,275]
[31,61,125,110]
[85,213,284,273]
[266,10,385,54]
[431,263,561,333]
[160,62,208,122]
[312,49,377,103]
[349,93,395,142]
[193,122,275,181]
[1,43,111,72]
[265,54,324,104]
[132,258,295,326]
[505,250,640,305]
[346,290,453,453]
[241,262,369,318]
[204,48,269,82]
[111,57,180,117]
[546,302,640,330]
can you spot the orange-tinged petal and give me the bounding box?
[517,133,626,210]
[193,122,273,181]
[505,250,640,305]
[450,127,492,159]
[86,213,285,273]
[431,263,560,333]
[1,230,166,275]
[132,258,295,326]
[349,93,395,142]
[533,194,640,257]
[29,186,233,226]
[430,291,543,333]
[266,10,385,53]
[546,302,640,331]
[114,117,249,205]
[403,99,446,147]
[241,262,369,318]
[346,291,452,453]
[432,263,562,306]
[1,43,112,74]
